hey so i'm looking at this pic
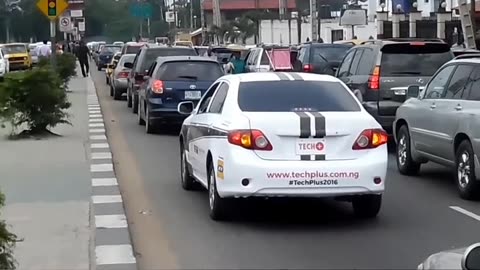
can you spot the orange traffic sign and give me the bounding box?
[36,0,69,20]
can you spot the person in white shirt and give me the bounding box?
[38,40,52,58]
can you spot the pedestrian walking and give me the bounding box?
[38,40,52,59]
[76,40,90,77]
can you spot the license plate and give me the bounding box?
[185,91,201,100]
[295,138,326,155]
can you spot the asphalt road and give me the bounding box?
[92,68,480,269]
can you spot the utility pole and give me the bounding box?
[310,0,318,41]
[212,0,221,27]
[189,0,194,30]
[200,0,206,43]
[173,0,177,40]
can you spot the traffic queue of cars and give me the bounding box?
[97,38,480,224]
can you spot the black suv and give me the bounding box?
[125,45,197,113]
[293,42,352,75]
[336,38,454,134]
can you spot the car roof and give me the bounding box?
[156,56,217,62]
[449,58,480,64]
[121,53,136,58]
[225,72,342,83]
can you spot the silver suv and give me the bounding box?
[394,56,480,200]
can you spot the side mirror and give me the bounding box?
[124,62,133,69]
[462,243,480,270]
[177,101,195,115]
[407,85,420,98]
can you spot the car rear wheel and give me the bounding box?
[180,145,197,190]
[208,162,230,221]
[132,94,138,114]
[137,99,145,125]
[113,87,122,100]
[145,108,156,134]
[127,89,132,108]
[352,194,381,218]
[455,140,480,200]
[396,125,421,175]
[109,85,113,97]
[97,66,101,71]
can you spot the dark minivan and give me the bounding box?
[125,45,198,113]
[294,43,352,75]
[336,39,454,134]
[137,56,224,133]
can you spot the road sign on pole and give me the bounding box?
[59,16,72,32]
[37,0,69,20]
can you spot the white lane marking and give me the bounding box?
[450,206,480,222]
[92,152,112,159]
[91,143,109,149]
[89,114,103,118]
[89,119,104,123]
[89,123,105,128]
[92,178,118,186]
[88,110,101,114]
[95,245,136,265]
[88,107,100,110]
[92,195,122,204]
[95,215,128,228]
[90,163,113,172]
[89,128,106,133]
[90,135,107,140]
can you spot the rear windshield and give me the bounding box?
[2,44,26,54]
[101,46,121,54]
[126,45,143,54]
[380,43,453,76]
[312,46,351,63]
[238,81,361,112]
[119,55,135,65]
[140,48,197,71]
[156,61,224,81]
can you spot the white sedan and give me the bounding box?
[177,72,388,220]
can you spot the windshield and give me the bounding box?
[312,46,351,63]
[238,81,361,112]
[101,46,121,54]
[2,44,27,54]
[139,48,197,72]
[126,45,143,54]
[119,55,135,66]
[156,61,223,81]
[380,44,453,76]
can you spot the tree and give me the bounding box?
[0,189,18,269]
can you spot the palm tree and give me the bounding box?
[232,16,257,44]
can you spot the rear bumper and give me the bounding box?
[113,79,128,92]
[363,101,395,134]
[147,99,187,123]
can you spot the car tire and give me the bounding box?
[97,66,101,71]
[138,99,145,126]
[352,194,382,218]
[396,125,421,176]
[106,76,109,84]
[109,85,114,97]
[113,87,122,100]
[455,140,480,200]
[145,107,156,134]
[180,144,197,190]
[127,89,132,108]
[208,162,230,221]
[132,94,138,114]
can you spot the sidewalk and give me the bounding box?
[0,68,92,269]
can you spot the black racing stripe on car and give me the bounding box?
[310,112,326,138]
[315,155,326,161]
[295,112,311,138]
[276,72,291,80]
[184,124,228,151]
[289,73,304,81]
[301,155,311,160]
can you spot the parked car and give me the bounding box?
[417,242,480,269]
[97,45,122,71]
[137,56,224,133]
[394,56,480,199]
[244,45,294,72]
[124,45,198,114]
[28,43,39,65]
[293,42,353,75]
[336,38,453,134]
[110,54,136,100]
[0,48,9,79]
[1,43,32,70]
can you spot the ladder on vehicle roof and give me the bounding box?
[458,0,477,49]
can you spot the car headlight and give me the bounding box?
[24,57,27,60]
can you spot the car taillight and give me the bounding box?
[303,64,313,73]
[368,65,380,91]
[352,129,388,150]
[152,80,164,94]
[227,129,273,151]
[117,71,129,78]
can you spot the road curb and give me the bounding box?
[87,76,137,270]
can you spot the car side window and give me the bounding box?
[465,68,480,101]
[442,64,474,99]
[349,49,363,75]
[208,83,229,114]
[337,50,355,77]
[423,65,456,99]
[197,83,221,114]
[260,51,269,65]
[357,48,375,75]
[147,62,157,77]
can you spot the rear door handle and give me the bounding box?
[455,104,463,111]
[430,104,436,109]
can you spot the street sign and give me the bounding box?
[37,0,69,20]
[78,21,85,32]
[130,2,152,18]
[59,16,72,32]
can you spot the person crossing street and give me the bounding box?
[76,40,90,77]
